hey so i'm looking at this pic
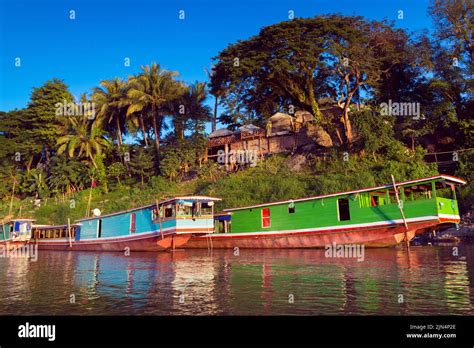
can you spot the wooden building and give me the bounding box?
[206,109,336,169]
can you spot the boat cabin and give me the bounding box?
[151,196,221,234]
[0,218,35,241]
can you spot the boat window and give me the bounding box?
[403,183,434,201]
[152,207,159,220]
[177,204,192,216]
[371,195,379,207]
[338,198,351,221]
[130,213,136,233]
[435,182,455,200]
[261,208,271,228]
[164,205,175,218]
[201,202,213,215]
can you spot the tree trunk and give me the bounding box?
[151,106,161,168]
[152,116,160,154]
[115,117,123,146]
[308,82,322,123]
[343,107,353,145]
[212,95,218,132]
[174,119,184,140]
[140,116,149,147]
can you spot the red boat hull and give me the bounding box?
[184,219,456,249]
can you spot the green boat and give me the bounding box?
[184,175,466,248]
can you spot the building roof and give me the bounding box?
[223,175,467,212]
[267,112,293,135]
[236,124,262,133]
[209,128,233,138]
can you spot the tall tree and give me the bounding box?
[27,78,74,164]
[92,78,129,147]
[56,114,110,169]
[127,63,183,161]
[211,15,414,146]
[172,82,212,138]
[426,0,473,150]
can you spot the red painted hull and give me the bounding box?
[0,232,191,252]
[184,219,457,249]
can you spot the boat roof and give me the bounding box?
[76,195,221,222]
[158,195,221,205]
[223,175,466,212]
[5,218,36,222]
[33,223,80,229]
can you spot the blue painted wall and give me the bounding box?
[80,219,98,239]
[78,207,177,240]
[0,224,11,240]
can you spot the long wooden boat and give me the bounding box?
[0,196,220,252]
[184,175,466,248]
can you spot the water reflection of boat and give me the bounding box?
[0,247,472,315]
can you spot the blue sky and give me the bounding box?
[0,0,434,113]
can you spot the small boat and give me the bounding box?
[0,218,36,250]
[0,196,220,252]
[184,175,466,248]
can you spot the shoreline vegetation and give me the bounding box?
[1,4,473,225]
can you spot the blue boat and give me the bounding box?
[1,196,220,252]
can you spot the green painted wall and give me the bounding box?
[436,197,459,217]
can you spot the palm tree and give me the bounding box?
[172,82,212,138]
[57,115,111,169]
[92,78,129,147]
[205,66,222,133]
[47,155,89,195]
[126,63,183,160]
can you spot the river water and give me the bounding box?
[0,245,473,315]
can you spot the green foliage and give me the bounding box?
[46,155,89,195]
[107,162,126,185]
[27,78,74,150]
[128,146,155,185]
[203,156,311,210]
[18,168,49,198]
[160,136,208,181]
[312,146,438,192]
[353,110,395,154]
[455,150,474,212]
[56,114,111,168]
